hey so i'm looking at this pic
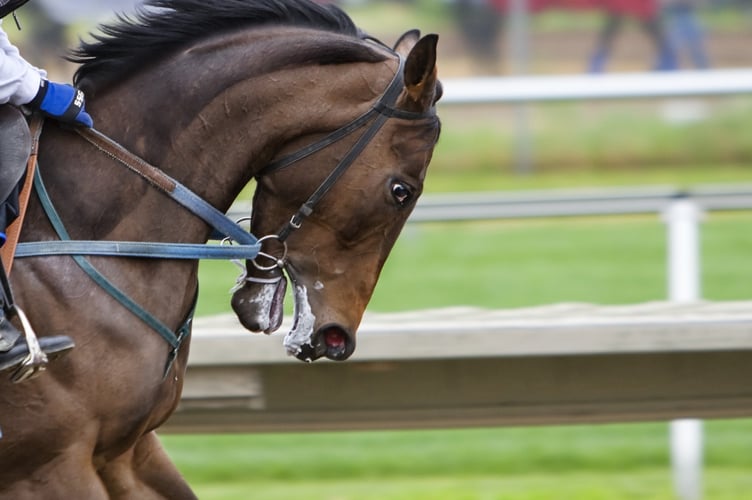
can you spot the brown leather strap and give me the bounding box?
[1,114,44,273]
[75,127,177,194]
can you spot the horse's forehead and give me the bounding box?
[384,119,440,169]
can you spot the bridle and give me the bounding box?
[261,54,433,241]
[14,49,436,367]
[247,53,436,274]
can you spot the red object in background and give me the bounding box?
[488,0,657,20]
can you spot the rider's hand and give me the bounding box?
[28,80,93,128]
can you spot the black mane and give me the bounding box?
[70,0,367,89]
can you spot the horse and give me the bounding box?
[0,0,441,497]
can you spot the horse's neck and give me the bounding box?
[125,63,381,211]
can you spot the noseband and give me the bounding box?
[249,54,436,274]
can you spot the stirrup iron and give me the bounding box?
[10,306,47,383]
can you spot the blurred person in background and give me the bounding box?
[0,0,92,381]
[453,0,682,74]
[455,0,505,73]
[662,0,710,68]
[588,0,678,72]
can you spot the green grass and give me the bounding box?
[371,216,665,311]
[424,163,752,193]
[161,420,752,499]
[430,98,752,188]
[164,422,752,480]
[174,470,752,500]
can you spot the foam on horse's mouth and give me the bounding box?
[283,282,316,360]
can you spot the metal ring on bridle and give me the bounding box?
[251,234,288,272]
[220,217,252,247]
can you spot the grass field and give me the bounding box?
[430,97,752,184]
[161,420,752,500]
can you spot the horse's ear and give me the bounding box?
[399,34,439,113]
[393,29,421,58]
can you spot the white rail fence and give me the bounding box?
[440,68,752,104]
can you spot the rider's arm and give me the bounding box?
[0,21,46,106]
[0,20,92,127]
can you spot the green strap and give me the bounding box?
[164,297,195,377]
[33,166,183,350]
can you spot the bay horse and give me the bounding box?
[0,0,441,497]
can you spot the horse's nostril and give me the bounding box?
[319,325,355,361]
[324,328,346,349]
[292,325,355,362]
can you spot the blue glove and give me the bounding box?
[29,80,93,128]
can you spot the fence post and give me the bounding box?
[505,0,533,175]
[662,196,704,500]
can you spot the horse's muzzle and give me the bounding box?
[295,324,355,362]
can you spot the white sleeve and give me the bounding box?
[0,21,46,106]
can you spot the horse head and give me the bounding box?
[60,1,440,365]
[231,31,441,362]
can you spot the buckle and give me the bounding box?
[10,307,48,383]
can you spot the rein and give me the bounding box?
[16,127,261,261]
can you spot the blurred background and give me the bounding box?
[11,0,752,76]
[6,1,752,499]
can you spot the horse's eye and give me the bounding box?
[390,181,413,207]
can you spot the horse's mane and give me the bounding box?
[70,0,380,91]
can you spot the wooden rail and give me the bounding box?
[163,301,752,433]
